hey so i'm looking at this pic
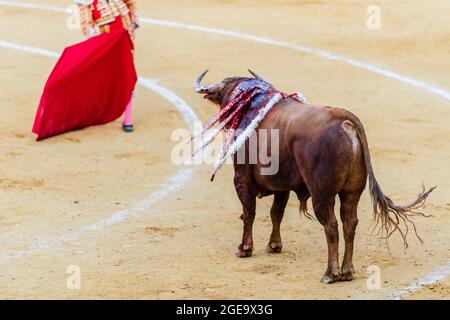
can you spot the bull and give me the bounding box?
[193,70,435,283]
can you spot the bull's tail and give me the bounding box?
[342,110,436,248]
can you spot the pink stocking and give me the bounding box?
[123,96,133,126]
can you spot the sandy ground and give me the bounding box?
[0,0,449,299]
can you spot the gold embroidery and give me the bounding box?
[79,0,136,42]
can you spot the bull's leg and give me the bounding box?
[267,191,290,253]
[313,198,340,284]
[338,192,360,281]
[236,195,256,258]
[234,172,257,258]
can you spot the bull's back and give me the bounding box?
[254,100,356,192]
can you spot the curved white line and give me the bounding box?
[0,40,198,262]
[0,0,65,12]
[0,0,449,101]
[83,167,193,231]
[0,40,59,58]
[389,262,450,300]
[138,77,198,133]
[140,17,450,102]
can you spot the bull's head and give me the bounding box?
[193,69,265,106]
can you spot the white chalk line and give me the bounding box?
[0,40,59,58]
[0,0,449,101]
[140,17,450,102]
[1,0,449,298]
[389,261,450,299]
[0,40,199,263]
[0,0,65,12]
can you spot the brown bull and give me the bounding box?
[194,70,435,284]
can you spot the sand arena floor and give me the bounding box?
[0,0,449,299]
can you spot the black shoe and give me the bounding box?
[122,124,134,132]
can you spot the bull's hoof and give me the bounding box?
[266,242,283,254]
[339,271,354,281]
[235,244,253,258]
[339,267,355,281]
[320,272,341,284]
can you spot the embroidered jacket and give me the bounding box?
[75,0,137,38]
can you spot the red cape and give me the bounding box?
[32,29,137,141]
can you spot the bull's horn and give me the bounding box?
[194,69,209,92]
[194,69,224,93]
[248,69,265,81]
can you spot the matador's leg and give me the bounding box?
[122,93,134,132]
